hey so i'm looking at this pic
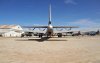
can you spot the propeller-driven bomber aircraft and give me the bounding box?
[23,4,78,38]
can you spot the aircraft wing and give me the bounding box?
[23,26,48,28]
[23,26,78,28]
[53,26,79,28]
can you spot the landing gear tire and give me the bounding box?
[39,33,43,38]
[39,35,43,38]
[57,33,62,37]
[58,35,62,37]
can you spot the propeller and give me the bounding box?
[39,28,46,31]
[56,28,63,31]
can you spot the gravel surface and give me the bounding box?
[0,36,100,63]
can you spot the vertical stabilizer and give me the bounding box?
[48,4,51,25]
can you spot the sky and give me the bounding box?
[0,0,100,30]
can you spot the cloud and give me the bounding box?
[68,19,100,28]
[65,0,77,5]
[66,19,100,31]
[72,19,94,25]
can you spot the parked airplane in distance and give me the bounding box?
[23,4,78,38]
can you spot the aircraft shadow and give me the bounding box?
[16,37,67,42]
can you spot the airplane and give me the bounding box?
[23,4,78,38]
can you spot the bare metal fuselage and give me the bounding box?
[46,24,53,37]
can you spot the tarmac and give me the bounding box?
[0,36,100,63]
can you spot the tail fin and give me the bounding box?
[48,4,51,25]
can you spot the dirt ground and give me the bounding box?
[0,36,100,63]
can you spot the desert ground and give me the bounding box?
[0,36,100,63]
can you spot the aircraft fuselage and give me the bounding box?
[46,24,53,37]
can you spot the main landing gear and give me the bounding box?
[57,33,62,37]
[39,33,43,38]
